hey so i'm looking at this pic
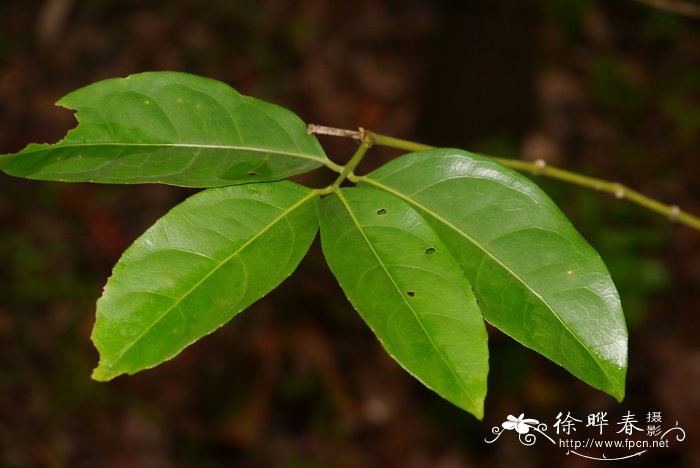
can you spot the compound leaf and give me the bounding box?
[92,180,319,381]
[1,72,328,187]
[319,187,489,418]
[360,149,627,401]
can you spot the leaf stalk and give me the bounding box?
[328,129,372,189]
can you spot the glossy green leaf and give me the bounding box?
[1,72,328,187]
[92,180,319,381]
[319,187,489,417]
[360,149,627,401]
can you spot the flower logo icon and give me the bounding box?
[502,413,540,434]
[485,413,554,445]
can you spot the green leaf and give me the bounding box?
[1,72,328,187]
[360,149,627,401]
[319,187,489,417]
[92,180,319,381]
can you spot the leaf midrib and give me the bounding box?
[334,189,477,404]
[360,176,616,389]
[9,142,328,163]
[98,188,319,375]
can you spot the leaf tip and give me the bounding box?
[604,360,627,403]
[612,385,626,403]
[470,403,485,421]
[91,364,120,382]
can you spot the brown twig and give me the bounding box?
[631,0,700,20]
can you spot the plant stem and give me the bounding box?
[330,136,372,189]
[309,124,700,231]
[368,131,432,152]
[488,158,700,230]
[307,124,364,140]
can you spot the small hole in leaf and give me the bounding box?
[376,208,387,215]
[425,247,436,255]
[247,171,259,176]
[406,290,415,297]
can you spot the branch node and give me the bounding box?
[614,184,626,199]
[670,205,682,221]
[358,127,374,147]
[534,159,547,175]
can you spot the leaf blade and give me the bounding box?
[319,187,489,417]
[360,149,627,401]
[92,180,319,381]
[1,72,328,187]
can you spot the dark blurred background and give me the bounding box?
[1,1,699,466]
